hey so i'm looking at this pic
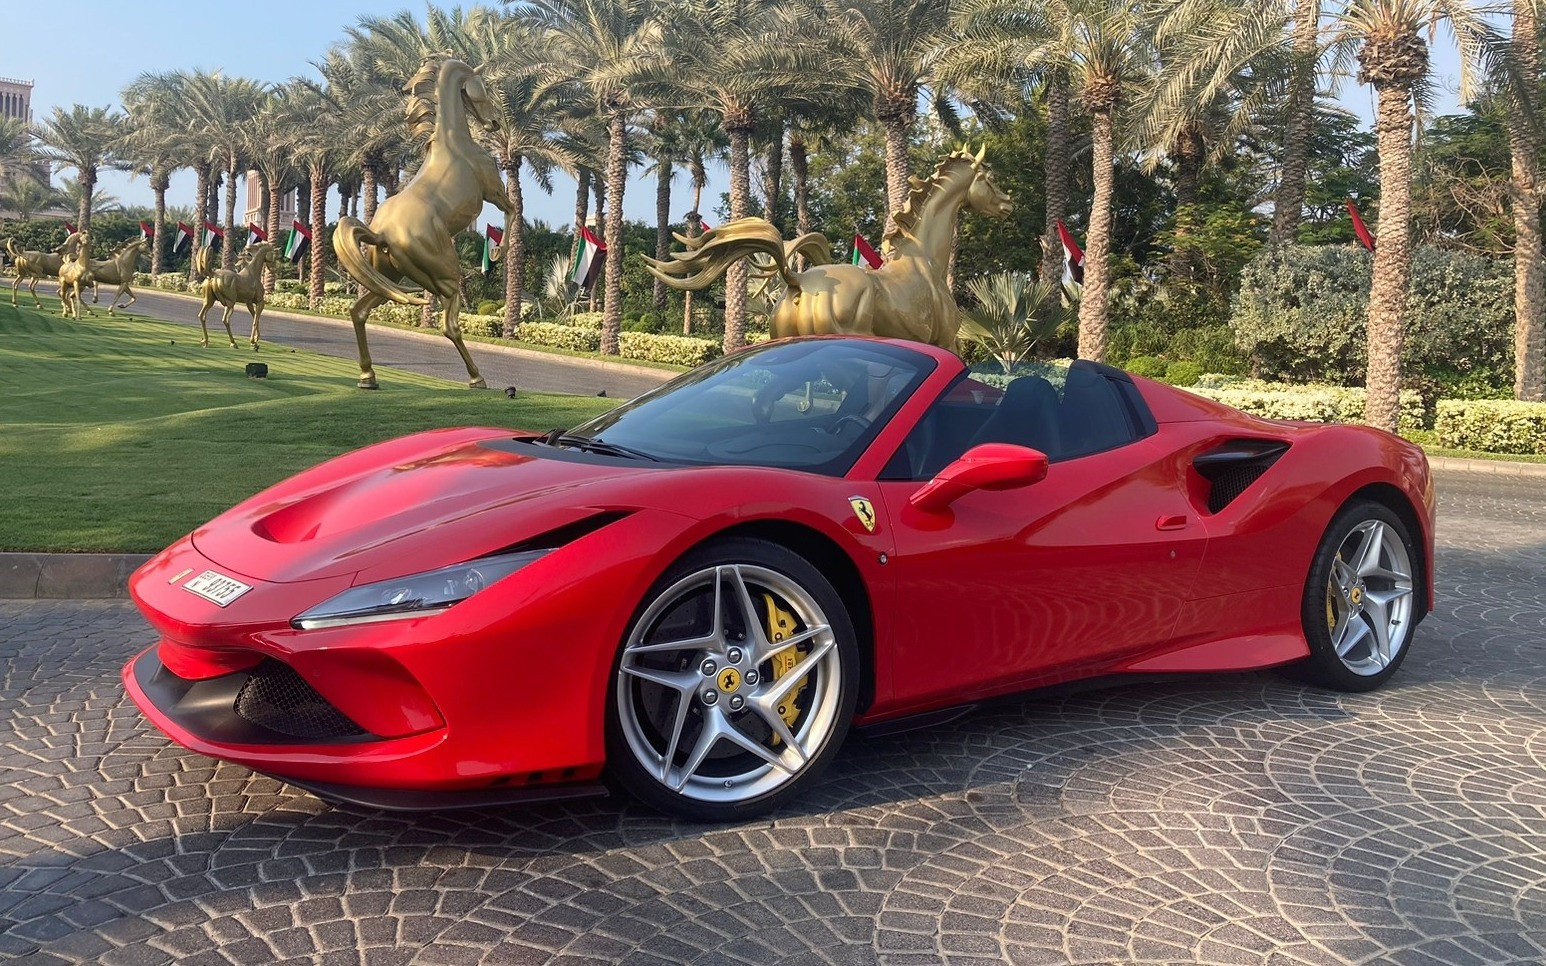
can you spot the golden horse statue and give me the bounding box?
[197,241,279,349]
[7,231,87,307]
[646,147,1013,351]
[58,248,96,320]
[332,54,512,389]
[88,237,148,315]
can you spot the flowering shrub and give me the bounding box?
[1185,381,1426,432]
[517,321,602,352]
[618,331,721,367]
[1435,400,1546,454]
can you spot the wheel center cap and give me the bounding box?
[718,668,742,694]
[1350,585,1364,606]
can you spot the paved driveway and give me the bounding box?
[1,469,1543,965]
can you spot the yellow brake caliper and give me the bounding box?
[1326,554,1341,633]
[762,594,809,738]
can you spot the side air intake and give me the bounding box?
[1193,440,1289,514]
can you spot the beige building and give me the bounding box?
[244,171,298,237]
[0,76,30,123]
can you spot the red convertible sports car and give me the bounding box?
[125,336,1434,820]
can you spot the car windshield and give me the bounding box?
[563,339,935,474]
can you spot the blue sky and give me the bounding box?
[8,2,1471,229]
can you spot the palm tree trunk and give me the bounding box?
[881,113,912,237]
[1077,109,1115,362]
[309,166,327,309]
[503,159,526,338]
[570,167,590,269]
[601,108,628,355]
[1511,0,1543,401]
[78,166,95,234]
[151,167,169,276]
[1271,0,1320,246]
[222,155,239,270]
[264,174,281,294]
[654,153,671,312]
[362,158,380,225]
[206,170,221,229]
[684,176,705,335]
[1039,72,1070,320]
[591,174,606,314]
[725,123,753,352]
[192,162,210,276]
[791,134,811,273]
[1169,125,1204,282]
[763,125,783,228]
[1364,82,1415,432]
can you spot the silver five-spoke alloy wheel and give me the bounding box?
[1325,518,1415,675]
[611,539,857,817]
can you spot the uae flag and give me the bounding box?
[201,222,223,247]
[173,222,194,252]
[283,220,311,264]
[1056,219,1085,285]
[247,223,268,246]
[139,221,153,243]
[64,221,78,235]
[482,224,503,275]
[849,234,882,269]
[1346,197,1375,252]
[569,224,606,291]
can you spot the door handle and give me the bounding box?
[1156,514,1188,531]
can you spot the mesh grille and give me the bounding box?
[234,660,368,740]
[1207,463,1269,513]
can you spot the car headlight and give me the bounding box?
[291,550,551,630]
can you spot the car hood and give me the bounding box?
[191,428,651,584]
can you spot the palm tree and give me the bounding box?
[1330,0,1505,430]
[122,71,194,275]
[282,82,344,308]
[315,41,406,226]
[33,104,125,234]
[798,0,953,231]
[1272,0,1322,245]
[177,72,268,269]
[1507,0,1542,400]
[466,9,578,335]
[1,173,57,220]
[958,272,1069,372]
[0,115,33,174]
[524,0,664,355]
[58,177,121,221]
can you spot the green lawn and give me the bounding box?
[0,299,614,552]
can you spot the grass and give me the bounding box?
[0,298,614,552]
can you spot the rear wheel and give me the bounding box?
[607,538,858,820]
[1295,501,1419,692]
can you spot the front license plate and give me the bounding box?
[182,570,253,607]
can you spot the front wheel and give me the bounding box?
[607,538,858,820]
[1295,501,1420,692]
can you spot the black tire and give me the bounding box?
[1293,500,1420,692]
[606,537,859,820]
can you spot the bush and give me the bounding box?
[565,311,605,329]
[1125,355,1167,378]
[618,331,722,367]
[477,300,503,316]
[518,321,602,352]
[1186,381,1427,432]
[1164,360,1204,386]
[1434,399,1546,454]
[639,312,661,333]
[1233,243,1513,388]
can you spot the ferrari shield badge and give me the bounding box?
[848,496,877,533]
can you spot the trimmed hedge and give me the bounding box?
[1185,381,1427,432]
[1435,399,1546,454]
[618,331,721,366]
[518,321,602,352]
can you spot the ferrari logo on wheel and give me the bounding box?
[848,496,877,533]
[719,668,741,693]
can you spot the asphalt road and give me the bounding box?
[21,282,675,400]
[1,467,1544,964]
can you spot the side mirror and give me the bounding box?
[909,443,1048,513]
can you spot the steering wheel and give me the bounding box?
[826,414,871,436]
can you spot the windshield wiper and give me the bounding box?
[536,431,660,462]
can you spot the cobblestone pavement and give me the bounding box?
[2,469,1543,965]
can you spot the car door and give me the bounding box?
[872,364,1208,709]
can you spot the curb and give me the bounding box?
[1428,456,1546,477]
[1,553,153,600]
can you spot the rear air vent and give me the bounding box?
[1193,440,1289,514]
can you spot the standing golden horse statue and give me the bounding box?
[332,54,512,389]
[645,147,1012,351]
[197,241,279,349]
[7,231,87,307]
[58,248,96,320]
[88,237,148,315]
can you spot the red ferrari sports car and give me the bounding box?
[125,336,1433,820]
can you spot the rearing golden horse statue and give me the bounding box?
[645,147,1012,351]
[332,54,512,389]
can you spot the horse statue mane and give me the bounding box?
[403,52,449,141]
[884,147,989,252]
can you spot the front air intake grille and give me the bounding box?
[234,660,368,741]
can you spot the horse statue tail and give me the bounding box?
[192,246,214,279]
[332,216,429,306]
[644,217,833,293]
[4,238,17,260]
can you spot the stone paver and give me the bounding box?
[1,469,1544,964]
